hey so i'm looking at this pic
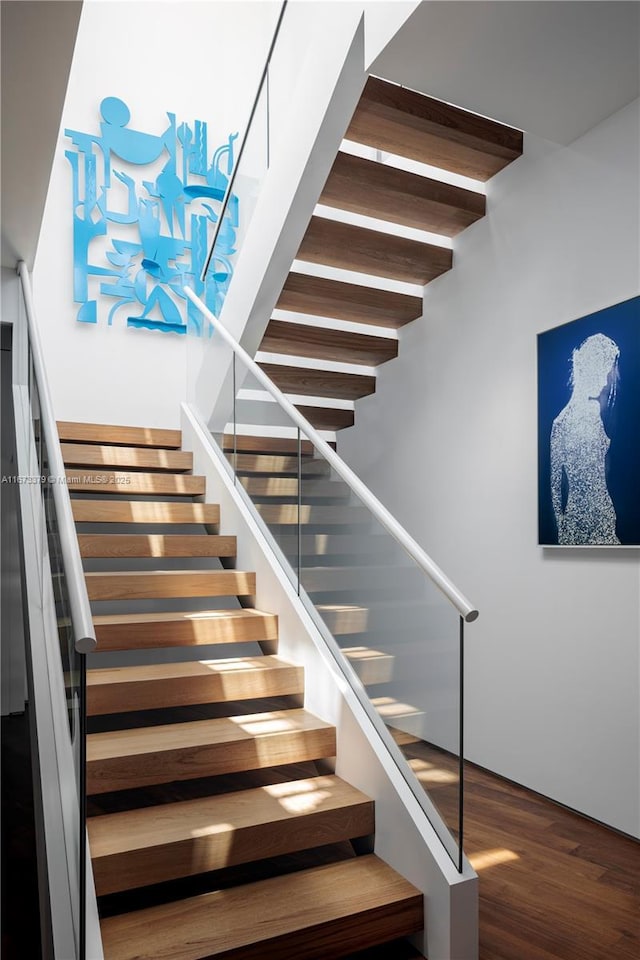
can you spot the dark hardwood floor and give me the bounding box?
[404,742,640,960]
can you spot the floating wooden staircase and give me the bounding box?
[59,420,423,960]
[257,76,523,434]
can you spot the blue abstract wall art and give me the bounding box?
[538,296,640,546]
[65,97,238,335]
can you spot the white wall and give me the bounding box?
[32,0,420,431]
[339,99,640,838]
[33,0,281,429]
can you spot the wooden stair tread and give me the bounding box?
[61,442,192,472]
[259,363,375,402]
[87,655,297,687]
[315,604,369,636]
[88,708,332,761]
[301,565,408,593]
[57,421,181,449]
[222,435,336,454]
[297,215,452,285]
[89,775,373,894]
[231,453,329,476]
[66,469,205,496]
[256,504,368,525]
[87,708,336,794]
[261,320,398,367]
[296,405,354,432]
[87,655,302,715]
[264,533,390,556]
[347,76,523,181]
[71,500,220,524]
[78,534,236,558]
[342,647,395,685]
[85,570,256,601]
[240,477,347,500]
[99,854,423,960]
[322,151,486,237]
[92,609,278,651]
[276,273,422,328]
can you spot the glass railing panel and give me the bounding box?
[204,350,303,578]
[297,432,463,864]
[202,78,268,312]
[201,1,289,309]
[187,325,466,867]
[26,342,86,958]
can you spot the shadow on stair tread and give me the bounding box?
[87,758,327,816]
[86,694,305,733]
[96,839,359,918]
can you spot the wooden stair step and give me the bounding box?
[66,469,205,496]
[259,363,376,402]
[243,477,347,499]
[72,500,219,525]
[57,420,181,449]
[87,655,303,716]
[267,533,383,558]
[321,150,486,237]
[316,604,370,636]
[297,215,452,285]
[87,708,336,794]
[296,405,354,432]
[390,727,422,747]
[373,697,425,739]
[89,774,373,895]
[301,566,408,594]
[240,477,347,500]
[276,272,422,328]
[347,76,523,181]
[342,647,395,685]
[260,320,398,367]
[85,570,256,601]
[92,609,278,652]
[99,854,423,960]
[61,442,193,472]
[231,453,329,476]
[256,504,368,526]
[78,534,236,559]
[222,435,336,455]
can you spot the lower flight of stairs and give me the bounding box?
[58,420,424,960]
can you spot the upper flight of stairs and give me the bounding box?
[58,420,424,960]
[256,76,523,435]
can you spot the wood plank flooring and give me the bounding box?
[404,742,640,960]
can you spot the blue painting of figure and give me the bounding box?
[65,97,238,334]
[538,297,640,545]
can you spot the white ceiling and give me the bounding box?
[1,1,82,269]
[371,1,640,143]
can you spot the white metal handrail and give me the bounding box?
[17,261,96,652]
[185,286,479,622]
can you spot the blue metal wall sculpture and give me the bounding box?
[65,97,238,334]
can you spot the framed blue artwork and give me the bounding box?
[537,296,640,546]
